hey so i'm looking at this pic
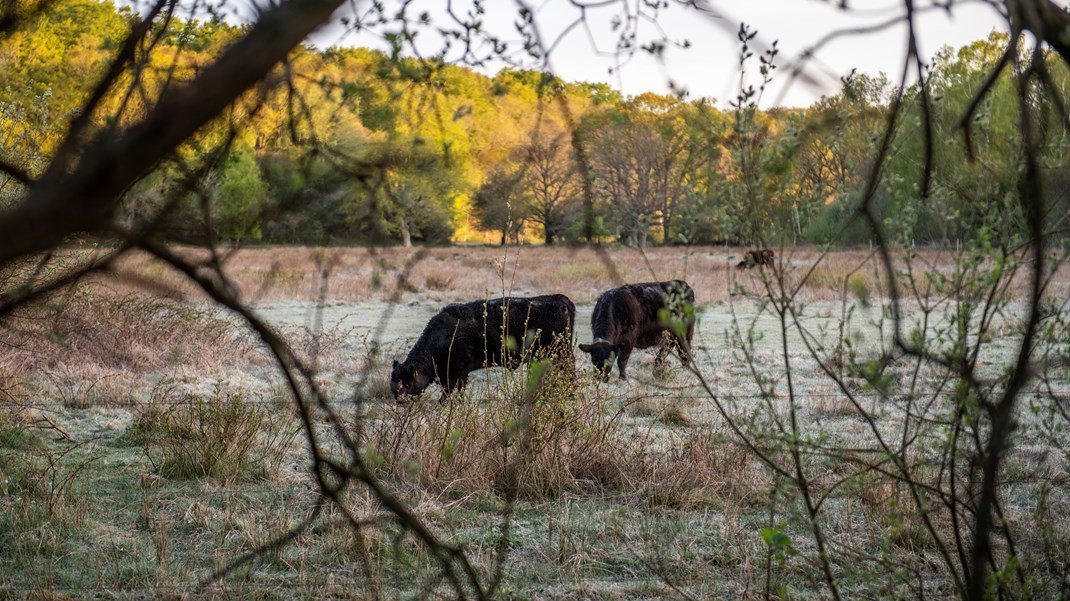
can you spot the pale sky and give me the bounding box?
[313,0,1010,108]
[559,0,1008,107]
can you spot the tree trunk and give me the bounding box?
[400,216,412,248]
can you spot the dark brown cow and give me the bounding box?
[578,280,695,380]
[736,249,775,269]
[391,294,575,399]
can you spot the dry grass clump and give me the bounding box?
[363,362,637,498]
[3,287,255,374]
[640,428,769,509]
[42,364,139,409]
[557,263,614,287]
[818,449,955,555]
[812,394,867,420]
[630,396,694,426]
[0,351,33,410]
[130,383,298,482]
[423,272,454,291]
[854,473,952,552]
[362,359,771,509]
[800,264,878,304]
[278,323,368,373]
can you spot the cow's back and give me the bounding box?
[523,294,575,334]
[466,295,572,366]
[590,286,642,344]
[592,281,693,347]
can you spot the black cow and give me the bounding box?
[579,280,695,380]
[391,294,575,399]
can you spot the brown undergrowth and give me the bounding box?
[0,284,258,415]
[361,364,766,509]
[47,244,992,306]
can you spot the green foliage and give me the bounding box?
[212,146,267,241]
[761,527,797,561]
[0,85,56,209]
[492,68,563,99]
[879,32,1063,247]
[337,138,459,245]
[0,1,1057,248]
[804,189,893,246]
[473,163,526,244]
[563,213,612,243]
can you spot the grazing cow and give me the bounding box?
[579,280,695,380]
[391,294,575,399]
[736,249,775,269]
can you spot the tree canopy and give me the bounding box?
[4,0,1063,249]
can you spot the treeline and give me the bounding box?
[2,0,1068,247]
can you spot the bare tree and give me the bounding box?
[474,163,527,245]
[585,119,664,247]
[520,127,578,245]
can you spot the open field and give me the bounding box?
[83,243,1063,304]
[2,245,1069,599]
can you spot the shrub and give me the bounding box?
[804,189,893,246]
[136,385,297,482]
[362,349,634,499]
[424,272,454,291]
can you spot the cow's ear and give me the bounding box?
[578,343,593,353]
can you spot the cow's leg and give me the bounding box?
[616,346,632,380]
[678,322,695,366]
[654,332,671,367]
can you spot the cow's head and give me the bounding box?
[391,360,431,400]
[578,339,618,381]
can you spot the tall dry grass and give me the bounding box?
[0,286,259,411]
[360,361,766,509]
[55,244,1017,306]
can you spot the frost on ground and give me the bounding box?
[2,249,1068,599]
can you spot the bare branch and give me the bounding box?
[0,0,346,265]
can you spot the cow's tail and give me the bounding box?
[566,296,577,347]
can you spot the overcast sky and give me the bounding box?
[313,0,1009,108]
[561,0,1007,107]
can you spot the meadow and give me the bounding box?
[1,245,1067,599]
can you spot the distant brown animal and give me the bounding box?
[736,249,774,269]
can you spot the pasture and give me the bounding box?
[1,245,1067,599]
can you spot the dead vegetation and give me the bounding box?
[36,245,986,306]
[1,245,1069,598]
